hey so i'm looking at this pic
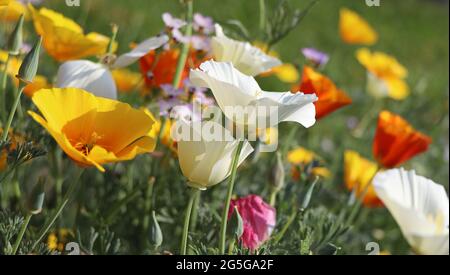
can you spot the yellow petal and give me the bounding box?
[0,1,29,22]
[386,77,409,100]
[272,63,299,83]
[340,8,378,45]
[287,147,315,164]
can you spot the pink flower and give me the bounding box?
[229,195,276,251]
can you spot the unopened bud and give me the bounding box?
[150,211,163,249]
[7,14,24,55]
[270,152,285,192]
[16,36,42,84]
[228,206,244,239]
[27,177,46,215]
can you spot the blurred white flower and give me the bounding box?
[373,168,449,255]
[56,35,168,99]
[211,24,281,76]
[190,60,317,129]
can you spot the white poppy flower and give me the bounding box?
[56,35,168,99]
[373,168,449,255]
[177,121,254,190]
[211,24,281,76]
[189,60,317,129]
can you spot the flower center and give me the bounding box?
[73,132,103,156]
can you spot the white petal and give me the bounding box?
[211,24,281,76]
[111,35,169,69]
[407,233,449,255]
[56,60,117,99]
[373,168,449,255]
[177,121,253,189]
[255,91,317,128]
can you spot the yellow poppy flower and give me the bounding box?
[0,0,11,6]
[344,150,381,207]
[29,5,115,61]
[288,147,331,179]
[0,1,29,22]
[0,50,22,80]
[356,48,409,100]
[24,75,51,97]
[112,69,143,93]
[339,8,378,45]
[28,88,157,172]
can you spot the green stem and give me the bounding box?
[269,189,277,207]
[172,0,193,89]
[259,0,266,34]
[352,99,383,138]
[180,188,199,255]
[1,83,25,142]
[1,53,11,125]
[30,168,84,252]
[12,213,32,255]
[219,140,244,254]
[273,208,298,244]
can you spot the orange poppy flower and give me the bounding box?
[373,111,432,168]
[293,65,352,119]
[139,48,201,90]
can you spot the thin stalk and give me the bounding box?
[12,213,32,255]
[219,140,244,254]
[1,82,25,142]
[0,53,11,124]
[31,168,84,252]
[259,0,266,34]
[172,0,193,89]
[180,188,199,255]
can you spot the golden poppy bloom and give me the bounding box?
[254,42,299,83]
[294,65,352,119]
[47,229,73,252]
[28,88,158,172]
[339,8,378,45]
[112,69,143,93]
[0,50,21,81]
[29,5,113,61]
[356,48,409,100]
[24,75,51,97]
[373,111,432,168]
[344,150,381,207]
[288,147,331,180]
[0,0,29,22]
[142,108,177,153]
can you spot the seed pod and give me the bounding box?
[7,14,24,55]
[150,211,163,249]
[16,36,42,84]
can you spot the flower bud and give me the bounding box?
[228,206,244,239]
[7,14,24,55]
[16,36,42,84]
[150,211,163,249]
[27,177,46,215]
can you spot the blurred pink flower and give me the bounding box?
[229,195,276,251]
[162,12,186,29]
[193,13,214,34]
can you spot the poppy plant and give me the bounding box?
[28,88,158,172]
[294,65,352,120]
[373,111,432,168]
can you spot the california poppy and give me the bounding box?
[288,147,331,180]
[339,8,378,45]
[29,5,113,61]
[356,48,409,100]
[373,111,432,168]
[28,88,158,172]
[344,150,381,207]
[294,65,352,119]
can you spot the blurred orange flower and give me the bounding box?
[112,69,143,93]
[28,88,158,172]
[140,48,201,90]
[344,150,381,207]
[0,128,24,171]
[293,65,352,119]
[339,8,378,45]
[24,75,51,97]
[356,48,409,100]
[0,0,29,22]
[373,111,432,168]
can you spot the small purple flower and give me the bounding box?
[190,35,211,52]
[171,104,201,122]
[159,98,182,117]
[172,28,191,44]
[160,84,184,97]
[301,48,329,67]
[162,12,187,30]
[193,13,214,34]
